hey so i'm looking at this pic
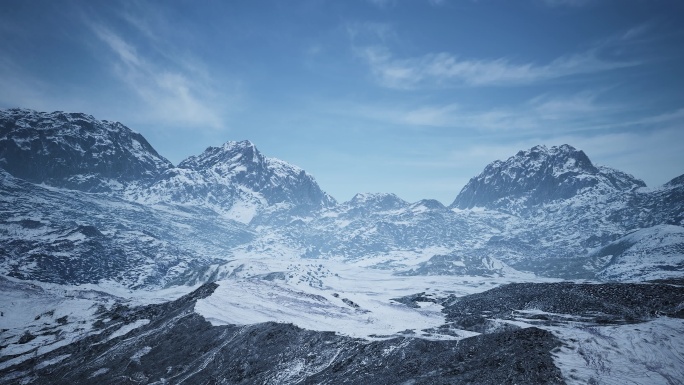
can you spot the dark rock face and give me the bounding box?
[450,144,646,211]
[0,109,172,192]
[442,282,684,332]
[0,283,564,385]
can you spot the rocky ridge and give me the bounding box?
[0,108,172,193]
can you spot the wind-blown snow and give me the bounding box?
[550,317,684,385]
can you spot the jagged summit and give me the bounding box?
[504,144,598,178]
[179,140,261,171]
[450,144,646,212]
[132,139,335,223]
[0,108,172,192]
[179,139,335,207]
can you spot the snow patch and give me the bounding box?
[195,279,466,340]
[35,354,71,370]
[107,319,150,341]
[131,346,152,364]
[89,368,110,378]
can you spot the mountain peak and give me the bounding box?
[179,140,265,172]
[450,144,644,211]
[144,139,335,222]
[510,144,597,175]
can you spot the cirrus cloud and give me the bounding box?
[356,45,637,89]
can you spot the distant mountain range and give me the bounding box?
[1,107,682,287]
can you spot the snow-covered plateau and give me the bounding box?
[1,108,683,384]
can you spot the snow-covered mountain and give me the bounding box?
[438,144,683,279]
[451,144,645,213]
[0,109,172,193]
[130,140,336,224]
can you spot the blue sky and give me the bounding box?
[1,0,683,204]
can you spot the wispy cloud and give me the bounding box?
[337,91,628,135]
[356,46,637,88]
[89,21,230,130]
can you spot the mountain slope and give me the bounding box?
[592,225,684,281]
[0,169,253,289]
[4,280,683,385]
[0,107,682,284]
[0,109,172,193]
[441,144,682,279]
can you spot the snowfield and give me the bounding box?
[550,317,684,385]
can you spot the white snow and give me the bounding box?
[225,198,260,224]
[194,255,552,340]
[131,346,152,364]
[35,354,71,370]
[107,319,150,341]
[597,225,684,281]
[89,368,110,378]
[550,317,684,385]
[195,278,475,340]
